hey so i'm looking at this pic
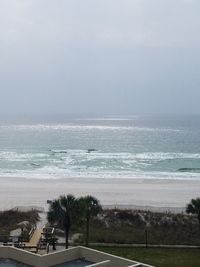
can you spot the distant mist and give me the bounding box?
[0,0,200,116]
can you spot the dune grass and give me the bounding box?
[84,209,200,246]
[92,246,200,267]
[0,209,39,236]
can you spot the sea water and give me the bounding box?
[0,115,200,180]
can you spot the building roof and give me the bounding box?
[0,246,154,267]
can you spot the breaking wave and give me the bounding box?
[0,149,200,180]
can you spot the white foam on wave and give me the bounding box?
[0,149,200,180]
[0,167,199,181]
[133,152,200,160]
[0,151,49,161]
[1,150,200,166]
[65,151,200,161]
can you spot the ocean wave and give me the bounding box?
[132,152,200,160]
[1,150,200,163]
[0,151,49,161]
[66,151,200,161]
[178,168,200,173]
[0,150,200,180]
[0,168,199,181]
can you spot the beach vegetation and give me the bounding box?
[47,194,102,247]
[83,208,200,245]
[48,196,200,247]
[78,195,102,246]
[186,197,200,224]
[0,209,39,242]
[47,194,80,249]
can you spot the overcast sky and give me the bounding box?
[0,0,200,116]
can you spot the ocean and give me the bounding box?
[0,115,200,180]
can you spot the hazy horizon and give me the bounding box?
[0,112,200,125]
[0,0,200,116]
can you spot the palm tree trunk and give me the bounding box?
[86,216,89,247]
[198,213,200,224]
[65,226,69,249]
[85,209,90,247]
[64,214,71,249]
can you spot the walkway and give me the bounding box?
[24,228,43,248]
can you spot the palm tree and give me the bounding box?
[186,198,200,224]
[47,194,79,249]
[78,195,102,246]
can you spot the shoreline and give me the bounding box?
[0,176,199,211]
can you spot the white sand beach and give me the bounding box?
[0,177,199,212]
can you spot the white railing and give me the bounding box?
[87,260,110,266]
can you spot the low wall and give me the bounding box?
[0,246,81,267]
[0,246,41,267]
[0,245,154,267]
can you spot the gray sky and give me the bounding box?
[0,0,200,116]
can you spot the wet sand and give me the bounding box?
[0,177,199,211]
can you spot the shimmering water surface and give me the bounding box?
[0,115,200,180]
